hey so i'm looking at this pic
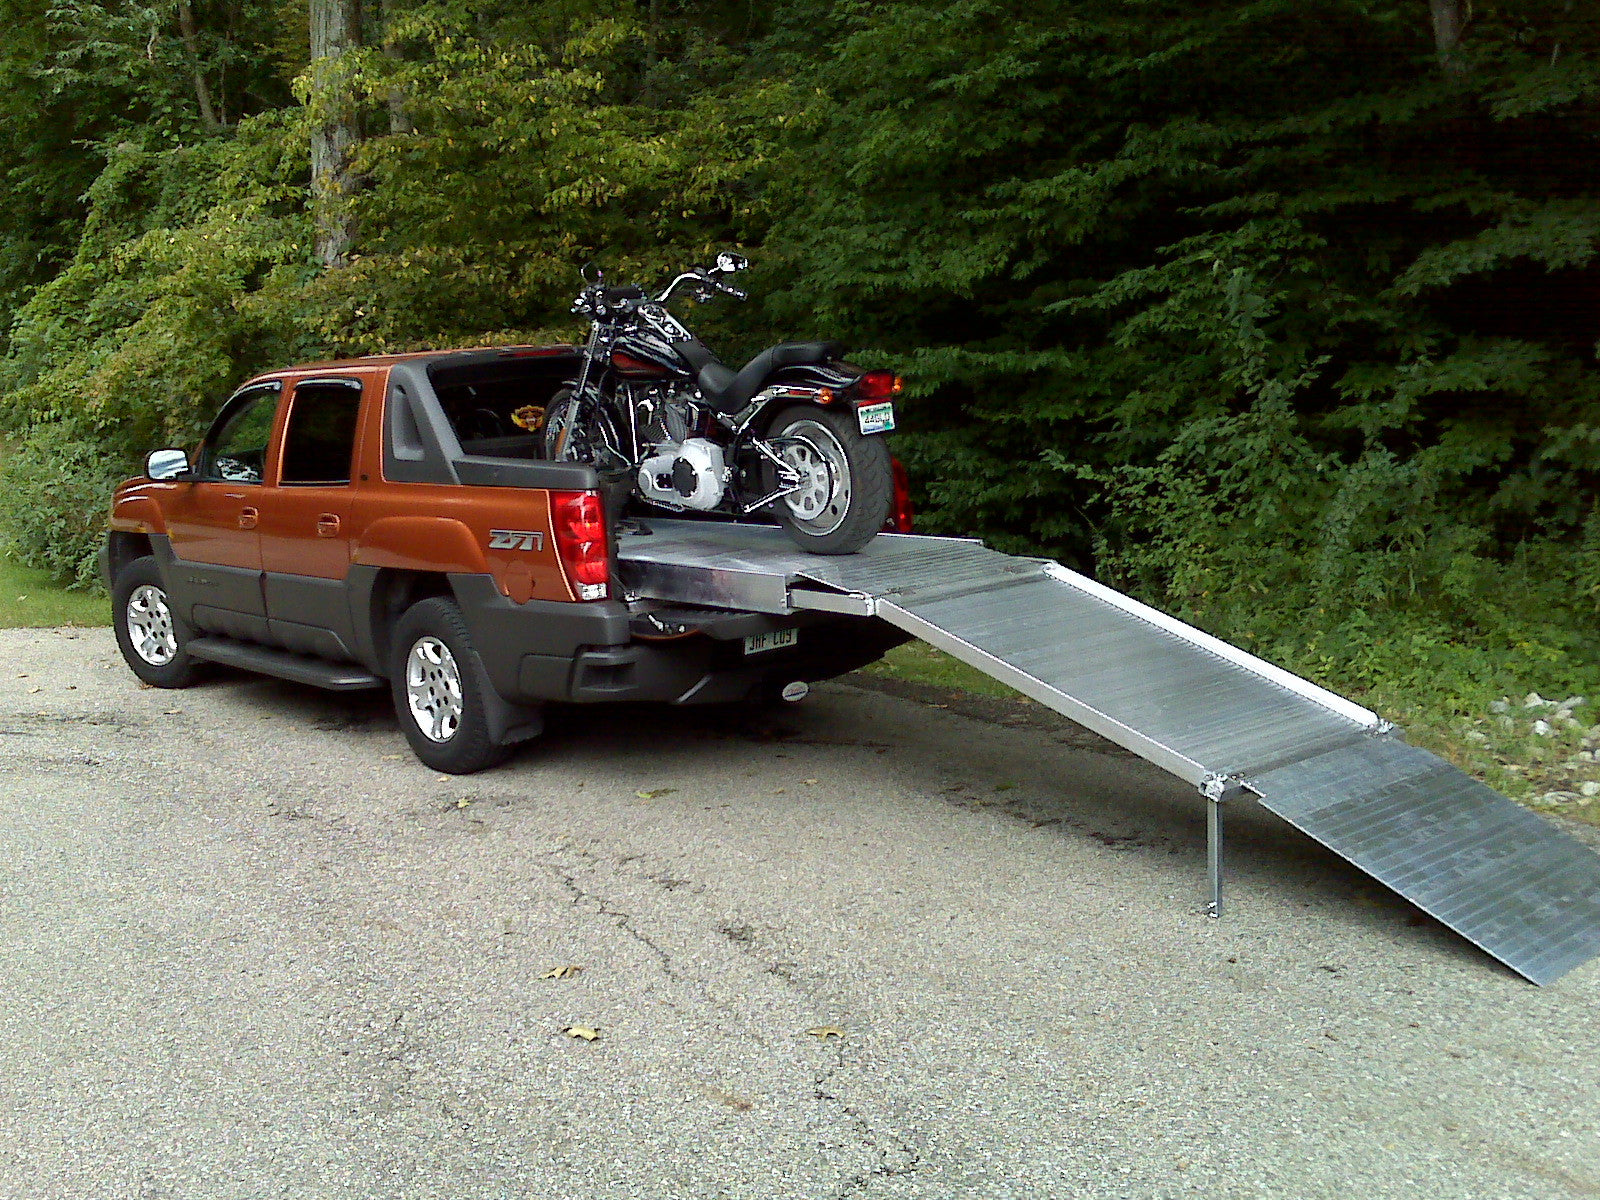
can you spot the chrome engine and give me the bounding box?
[637,437,728,511]
[627,384,729,511]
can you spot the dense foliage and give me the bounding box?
[1,0,1597,778]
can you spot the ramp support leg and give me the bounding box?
[1207,797,1224,919]
[1200,774,1246,919]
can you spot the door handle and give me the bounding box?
[316,513,341,537]
[238,506,259,530]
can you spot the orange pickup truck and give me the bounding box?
[102,346,909,772]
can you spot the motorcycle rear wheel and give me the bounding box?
[763,405,891,555]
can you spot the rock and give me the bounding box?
[1490,698,1510,715]
[1465,730,1488,743]
[1563,696,1587,709]
[1584,782,1600,798]
[1525,692,1548,709]
[1539,791,1579,806]
[1532,719,1554,737]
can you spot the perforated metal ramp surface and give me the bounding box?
[618,519,1600,983]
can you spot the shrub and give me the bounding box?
[0,422,138,588]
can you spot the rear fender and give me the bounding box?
[355,517,487,575]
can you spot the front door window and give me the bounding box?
[200,386,279,483]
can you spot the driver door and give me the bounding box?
[161,382,283,641]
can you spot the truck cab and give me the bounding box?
[103,346,908,772]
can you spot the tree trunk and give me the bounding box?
[310,0,362,267]
[176,0,221,132]
[380,0,414,136]
[1429,0,1469,71]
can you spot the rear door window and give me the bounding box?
[280,380,363,485]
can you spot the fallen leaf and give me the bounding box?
[28,687,41,694]
[381,754,403,761]
[541,965,582,980]
[994,782,1017,792]
[562,1025,600,1041]
[163,709,182,715]
[802,778,818,785]
[636,788,677,800]
[454,796,472,809]
[806,1026,845,1040]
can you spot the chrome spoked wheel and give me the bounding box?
[405,636,463,743]
[126,584,178,666]
[776,419,851,536]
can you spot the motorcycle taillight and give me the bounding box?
[855,371,903,400]
[551,490,609,600]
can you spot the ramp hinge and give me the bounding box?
[1199,773,1248,803]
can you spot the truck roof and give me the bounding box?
[238,343,579,386]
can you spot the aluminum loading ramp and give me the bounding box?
[617,519,1600,985]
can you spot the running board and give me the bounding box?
[188,638,386,692]
[618,520,1600,984]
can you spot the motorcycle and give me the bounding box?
[544,253,900,555]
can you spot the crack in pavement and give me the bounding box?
[531,846,773,1048]
[813,1044,924,1197]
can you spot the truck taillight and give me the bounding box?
[855,371,902,400]
[888,458,915,533]
[552,490,609,600]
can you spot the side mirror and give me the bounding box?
[714,251,749,274]
[146,448,193,481]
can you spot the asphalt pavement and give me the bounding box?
[1,627,1597,1200]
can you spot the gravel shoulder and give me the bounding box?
[2,628,1597,1200]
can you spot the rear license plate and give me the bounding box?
[744,628,799,656]
[857,401,896,435]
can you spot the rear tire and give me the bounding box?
[112,555,203,688]
[764,405,892,555]
[390,597,510,774]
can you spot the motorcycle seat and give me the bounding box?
[675,339,844,414]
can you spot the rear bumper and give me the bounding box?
[449,573,908,707]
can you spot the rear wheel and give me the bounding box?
[390,597,509,774]
[764,405,892,555]
[112,555,203,688]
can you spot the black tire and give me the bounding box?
[389,597,510,774]
[112,555,204,688]
[764,404,892,555]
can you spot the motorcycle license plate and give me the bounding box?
[856,401,896,435]
[744,628,799,656]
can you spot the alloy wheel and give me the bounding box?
[406,636,464,743]
[126,584,178,666]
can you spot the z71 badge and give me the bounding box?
[489,529,545,551]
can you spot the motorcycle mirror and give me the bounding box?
[580,262,603,284]
[714,252,749,274]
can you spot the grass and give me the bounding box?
[859,640,1020,699]
[0,554,109,628]
[863,629,1600,828]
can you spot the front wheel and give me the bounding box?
[763,405,892,555]
[112,555,203,688]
